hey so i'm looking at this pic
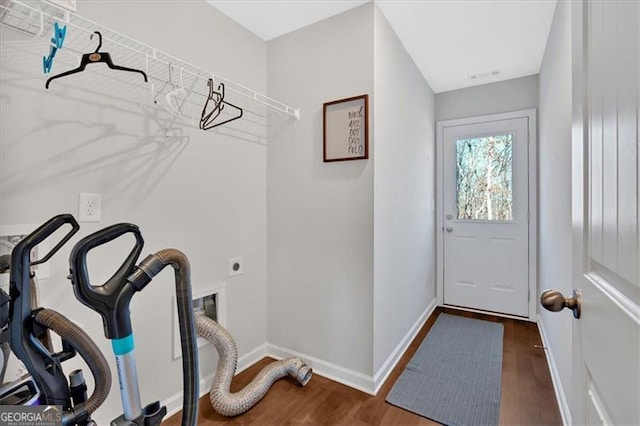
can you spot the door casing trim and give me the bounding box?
[435,109,538,321]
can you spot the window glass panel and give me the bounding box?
[456,134,513,220]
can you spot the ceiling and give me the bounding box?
[206,0,557,93]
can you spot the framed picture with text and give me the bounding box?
[323,94,369,162]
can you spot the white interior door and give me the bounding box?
[571,1,639,424]
[442,116,530,317]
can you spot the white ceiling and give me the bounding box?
[206,0,557,93]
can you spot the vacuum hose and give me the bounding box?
[195,312,312,417]
[33,308,111,425]
[134,249,199,426]
[70,222,199,426]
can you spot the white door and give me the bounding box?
[570,1,639,424]
[442,115,530,317]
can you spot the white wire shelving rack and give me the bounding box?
[0,0,300,121]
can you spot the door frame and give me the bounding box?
[570,0,587,422]
[436,109,538,321]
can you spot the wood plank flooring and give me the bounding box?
[164,307,562,425]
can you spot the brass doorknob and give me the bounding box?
[540,289,581,319]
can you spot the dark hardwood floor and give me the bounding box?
[164,307,562,425]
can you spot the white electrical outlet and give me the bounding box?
[229,257,243,276]
[78,193,102,222]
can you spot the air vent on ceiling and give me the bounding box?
[470,70,501,80]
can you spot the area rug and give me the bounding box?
[386,313,504,426]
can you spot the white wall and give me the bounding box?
[436,74,539,122]
[267,4,375,376]
[0,1,268,422]
[537,0,573,419]
[372,6,436,376]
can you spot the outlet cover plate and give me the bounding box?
[78,193,102,222]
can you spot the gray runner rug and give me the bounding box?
[386,313,504,426]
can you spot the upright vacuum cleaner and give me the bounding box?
[0,214,112,425]
[68,223,199,426]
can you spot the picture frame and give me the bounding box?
[323,94,369,162]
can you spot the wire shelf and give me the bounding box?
[0,0,300,123]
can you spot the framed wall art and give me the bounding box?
[323,94,369,162]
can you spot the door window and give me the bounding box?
[456,134,513,220]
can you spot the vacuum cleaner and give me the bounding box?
[68,223,199,426]
[0,214,112,425]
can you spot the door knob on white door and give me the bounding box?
[445,227,453,233]
[540,289,581,319]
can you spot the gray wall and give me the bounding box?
[267,4,375,376]
[538,0,573,418]
[0,1,268,422]
[372,6,436,375]
[436,74,539,122]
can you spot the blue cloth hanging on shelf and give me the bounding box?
[42,22,67,74]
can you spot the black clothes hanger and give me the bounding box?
[45,31,148,89]
[199,79,223,127]
[199,79,243,130]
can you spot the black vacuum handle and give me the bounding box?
[8,214,80,408]
[69,223,144,338]
[12,214,80,269]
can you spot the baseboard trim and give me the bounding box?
[373,298,437,394]
[162,312,572,423]
[163,336,381,416]
[266,343,376,395]
[162,299,437,417]
[237,343,269,374]
[537,318,572,426]
[163,341,378,417]
[163,342,268,419]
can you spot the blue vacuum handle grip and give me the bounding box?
[68,223,144,339]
